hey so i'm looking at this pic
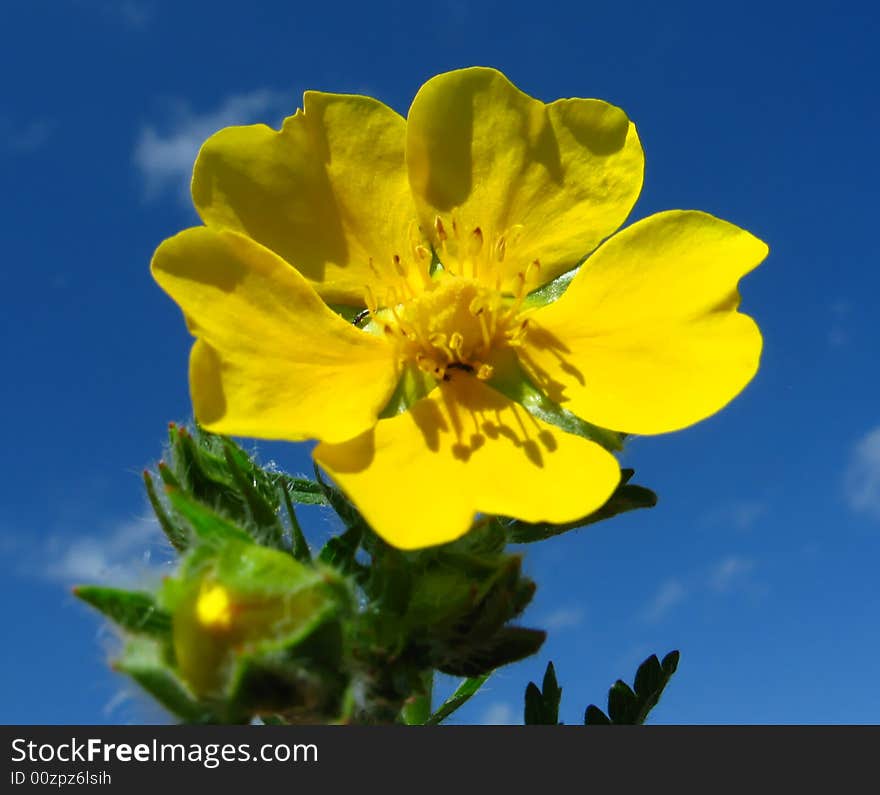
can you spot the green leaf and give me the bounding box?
[607,680,638,724]
[280,482,311,562]
[585,650,680,725]
[425,673,490,725]
[523,661,562,725]
[584,704,611,725]
[506,479,658,543]
[487,352,624,452]
[75,586,171,638]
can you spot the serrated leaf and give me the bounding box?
[425,674,490,725]
[75,586,171,638]
[587,650,681,726]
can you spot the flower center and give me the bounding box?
[362,217,542,384]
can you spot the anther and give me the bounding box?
[476,363,494,380]
[434,216,447,241]
[468,226,484,256]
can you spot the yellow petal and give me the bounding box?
[151,227,399,443]
[192,92,420,305]
[406,67,644,290]
[314,375,620,549]
[520,210,767,435]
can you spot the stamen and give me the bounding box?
[364,285,378,315]
[494,235,506,262]
[449,332,464,359]
[434,216,447,241]
[468,227,484,256]
[476,363,494,380]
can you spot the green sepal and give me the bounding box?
[505,470,658,542]
[166,489,254,548]
[114,637,218,724]
[522,266,578,308]
[584,650,680,725]
[487,351,624,452]
[279,475,329,506]
[221,440,286,549]
[439,626,546,677]
[143,470,189,551]
[74,586,172,639]
[379,363,436,418]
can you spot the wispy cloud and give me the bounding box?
[541,606,585,631]
[39,515,170,587]
[481,702,517,725]
[708,555,755,592]
[641,579,687,623]
[133,89,293,202]
[845,426,880,519]
[0,118,55,155]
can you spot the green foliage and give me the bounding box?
[488,351,625,452]
[505,468,658,543]
[524,662,562,725]
[74,587,171,639]
[75,422,669,726]
[425,674,489,725]
[584,651,680,725]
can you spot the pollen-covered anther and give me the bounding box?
[476,363,494,380]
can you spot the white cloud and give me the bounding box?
[845,426,880,519]
[708,556,755,592]
[641,579,686,623]
[541,606,585,631]
[133,89,292,201]
[42,515,170,587]
[481,702,517,725]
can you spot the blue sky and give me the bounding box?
[2,0,879,724]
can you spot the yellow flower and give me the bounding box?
[151,67,767,550]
